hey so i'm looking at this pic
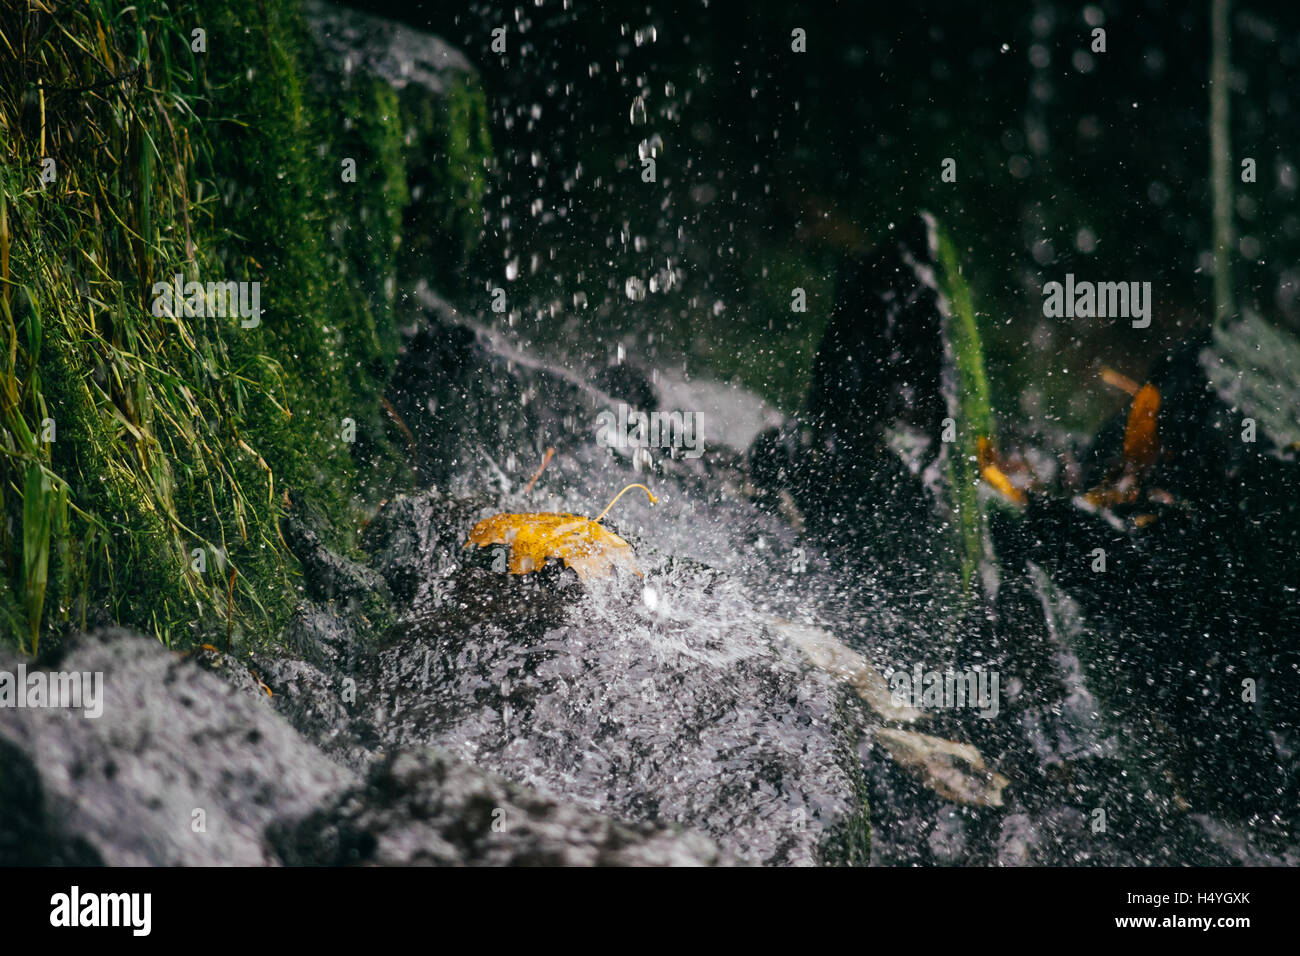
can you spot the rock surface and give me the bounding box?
[0,630,354,866]
[271,748,729,866]
[0,630,729,866]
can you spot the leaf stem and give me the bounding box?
[594,483,658,523]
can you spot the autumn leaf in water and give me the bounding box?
[1121,382,1161,472]
[976,436,1027,505]
[465,483,658,580]
[1084,381,1162,508]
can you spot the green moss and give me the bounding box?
[0,0,492,652]
[399,73,492,295]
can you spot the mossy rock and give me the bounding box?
[304,0,492,296]
[0,0,492,652]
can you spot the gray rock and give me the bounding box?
[282,517,392,610]
[0,629,355,866]
[283,602,360,668]
[352,286,873,866]
[270,747,729,866]
[251,654,373,771]
[360,489,485,603]
[361,545,870,866]
[0,737,105,866]
[1,630,741,866]
[305,0,474,97]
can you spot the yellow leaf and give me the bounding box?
[465,483,657,581]
[976,436,1027,505]
[1122,383,1161,472]
[1083,382,1162,509]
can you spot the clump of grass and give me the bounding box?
[0,0,486,653]
[1,0,258,650]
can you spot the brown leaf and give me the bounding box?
[1122,383,1161,471]
[875,727,1010,807]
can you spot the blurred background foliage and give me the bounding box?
[366,0,1300,430]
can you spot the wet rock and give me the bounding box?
[4,627,735,866]
[387,289,607,490]
[652,369,785,457]
[0,629,356,866]
[927,809,970,864]
[190,640,276,700]
[592,362,658,413]
[991,315,1300,820]
[807,214,946,451]
[747,212,987,590]
[360,489,486,604]
[361,544,871,865]
[251,655,376,772]
[283,516,392,610]
[270,748,730,866]
[743,210,1299,859]
[282,257,1298,864]
[282,602,360,669]
[305,0,474,96]
[985,788,1256,867]
[349,280,874,864]
[278,513,393,677]
[304,0,492,288]
[0,738,105,866]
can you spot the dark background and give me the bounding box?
[346,0,1300,432]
